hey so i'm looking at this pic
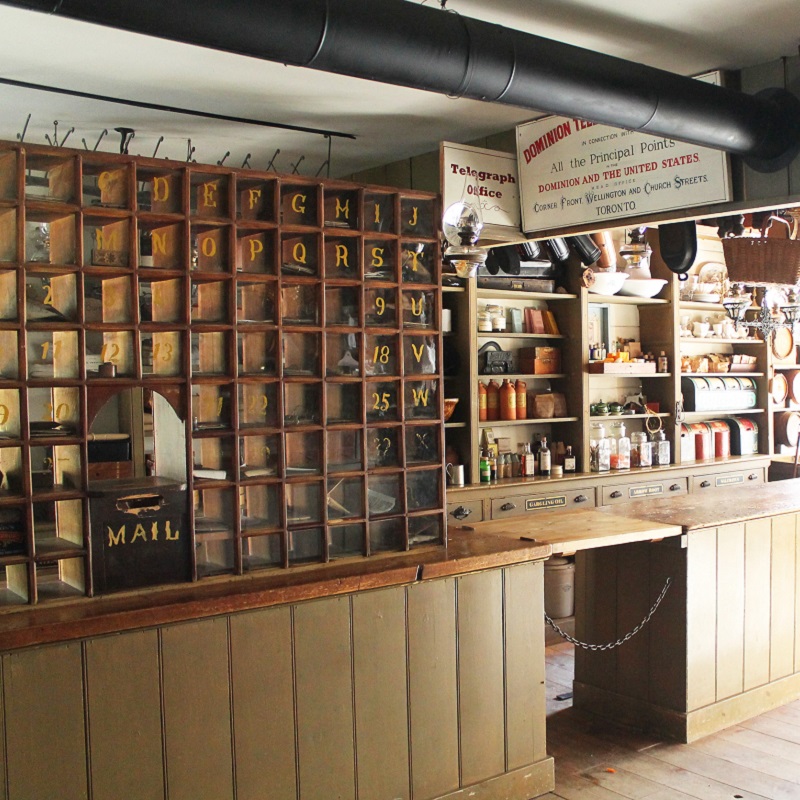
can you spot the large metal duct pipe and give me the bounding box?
[5,0,800,171]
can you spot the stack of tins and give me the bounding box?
[680,418,756,459]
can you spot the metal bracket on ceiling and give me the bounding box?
[241,153,252,169]
[217,151,230,166]
[186,138,196,162]
[266,148,280,171]
[290,155,305,174]
[152,135,164,158]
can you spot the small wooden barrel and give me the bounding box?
[775,410,800,447]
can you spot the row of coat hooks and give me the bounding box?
[15,113,332,176]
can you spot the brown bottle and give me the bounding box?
[515,379,527,420]
[486,380,500,421]
[499,379,516,421]
[478,381,488,421]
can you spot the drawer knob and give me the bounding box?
[610,490,623,498]
[670,484,681,491]
[748,473,758,481]
[500,502,517,512]
[452,505,472,520]
[700,480,711,488]
[574,495,588,503]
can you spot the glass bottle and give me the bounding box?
[563,445,576,473]
[511,450,521,477]
[480,449,491,482]
[610,422,630,470]
[522,442,535,477]
[630,431,652,468]
[651,429,671,466]
[590,423,610,472]
[539,436,551,476]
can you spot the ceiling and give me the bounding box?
[0,1,798,180]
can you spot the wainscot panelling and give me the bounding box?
[294,596,356,800]
[686,528,718,710]
[716,523,746,701]
[0,658,5,800]
[457,570,506,785]
[504,561,547,770]
[229,606,297,800]
[0,565,551,800]
[3,642,87,800]
[352,587,410,800]
[162,617,234,800]
[744,518,772,690]
[615,542,652,702]
[407,578,460,800]
[85,630,164,800]
[789,56,800,196]
[770,513,797,682]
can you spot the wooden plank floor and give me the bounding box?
[543,642,800,799]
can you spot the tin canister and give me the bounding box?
[707,420,730,458]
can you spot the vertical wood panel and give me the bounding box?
[407,578,459,800]
[85,630,164,800]
[616,543,652,701]
[162,617,233,800]
[648,542,687,710]
[0,658,7,800]
[795,513,800,674]
[788,56,800,195]
[458,570,505,786]
[686,528,717,710]
[504,562,547,769]
[294,596,355,800]
[745,517,772,689]
[230,606,297,800]
[575,548,618,692]
[716,523,745,700]
[740,59,790,201]
[3,642,87,800]
[352,587,410,800]
[771,513,797,681]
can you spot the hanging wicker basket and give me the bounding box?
[722,216,800,286]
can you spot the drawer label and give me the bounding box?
[629,484,664,499]
[716,474,744,487]
[526,495,566,510]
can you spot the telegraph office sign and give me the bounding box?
[516,72,732,233]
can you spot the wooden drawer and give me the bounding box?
[490,487,595,519]
[602,477,688,505]
[691,467,765,493]
[447,500,484,524]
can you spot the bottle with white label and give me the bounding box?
[539,436,551,477]
[563,445,576,473]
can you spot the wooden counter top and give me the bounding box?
[457,509,683,555]
[595,478,800,532]
[0,530,550,652]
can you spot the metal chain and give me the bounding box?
[545,577,672,651]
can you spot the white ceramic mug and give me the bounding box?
[446,463,465,486]
[692,321,710,338]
